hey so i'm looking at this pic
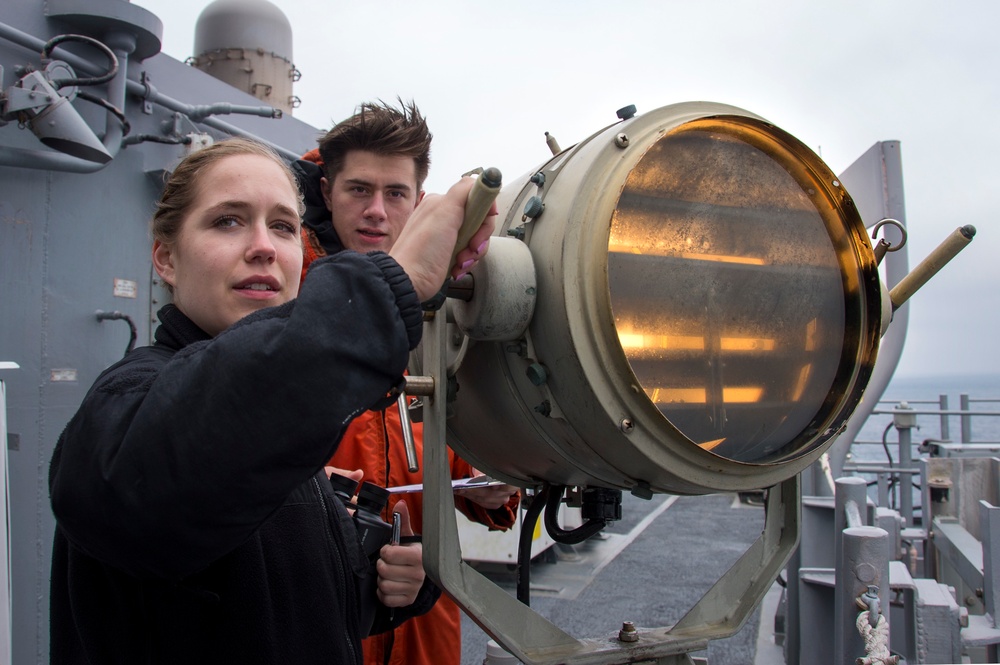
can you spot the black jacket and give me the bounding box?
[48,252,436,664]
[292,158,345,254]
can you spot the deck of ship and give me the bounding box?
[459,491,784,665]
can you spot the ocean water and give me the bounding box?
[854,373,1000,446]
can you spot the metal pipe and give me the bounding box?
[396,394,419,473]
[137,79,299,160]
[869,407,999,417]
[889,225,976,310]
[182,102,281,122]
[0,20,300,166]
[403,375,434,396]
[100,33,132,149]
[845,499,863,529]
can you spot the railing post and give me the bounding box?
[893,403,916,526]
[980,500,999,663]
[939,393,950,441]
[836,526,890,665]
[835,476,869,646]
[897,425,914,526]
[981,500,999,625]
[877,472,889,509]
[960,393,972,443]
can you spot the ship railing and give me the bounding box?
[784,473,1000,664]
[841,394,1000,529]
[860,395,1000,443]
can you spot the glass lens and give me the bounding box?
[608,119,853,463]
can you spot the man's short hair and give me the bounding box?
[318,99,432,190]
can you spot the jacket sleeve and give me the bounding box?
[49,252,422,580]
[368,578,442,636]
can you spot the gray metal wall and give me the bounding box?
[1,2,320,661]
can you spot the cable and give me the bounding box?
[95,310,137,357]
[880,422,895,467]
[516,485,548,606]
[41,34,118,88]
[879,422,899,510]
[75,91,130,136]
[123,134,193,147]
[543,485,607,545]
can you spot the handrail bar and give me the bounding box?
[868,408,999,417]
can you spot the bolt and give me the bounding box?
[616,104,637,120]
[504,341,527,357]
[618,621,639,643]
[534,400,551,417]
[614,133,629,149]
[506,226,525,241]
[526,363,548,386]
[522,196,544,220]
[620,418,634,433]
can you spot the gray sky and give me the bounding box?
[135,0,998,380]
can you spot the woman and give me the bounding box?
[47,138,494,664]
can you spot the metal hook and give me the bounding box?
[857,585,881,627]
[870,219,907,265]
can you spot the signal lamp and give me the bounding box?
[446,102,882,495]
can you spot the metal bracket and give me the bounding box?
[420,310,803,664]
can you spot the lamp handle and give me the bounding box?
[452,167,502,264]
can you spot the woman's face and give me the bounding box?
[152,153,303,336]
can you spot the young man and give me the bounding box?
[293,101,520,665]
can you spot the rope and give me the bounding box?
[855,611,899,665]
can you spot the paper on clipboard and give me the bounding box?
[387,476,505,494]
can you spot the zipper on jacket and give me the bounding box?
[311,475,360,664]
[379,408,392,521]
[377,407,398,664]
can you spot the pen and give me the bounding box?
[388,512,401,623]
[390,512,401,546]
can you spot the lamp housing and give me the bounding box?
[444,102,882,495]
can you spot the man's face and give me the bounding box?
[321,150,421,254]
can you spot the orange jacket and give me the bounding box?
[330,402,518,665]
[296,146,519,664]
